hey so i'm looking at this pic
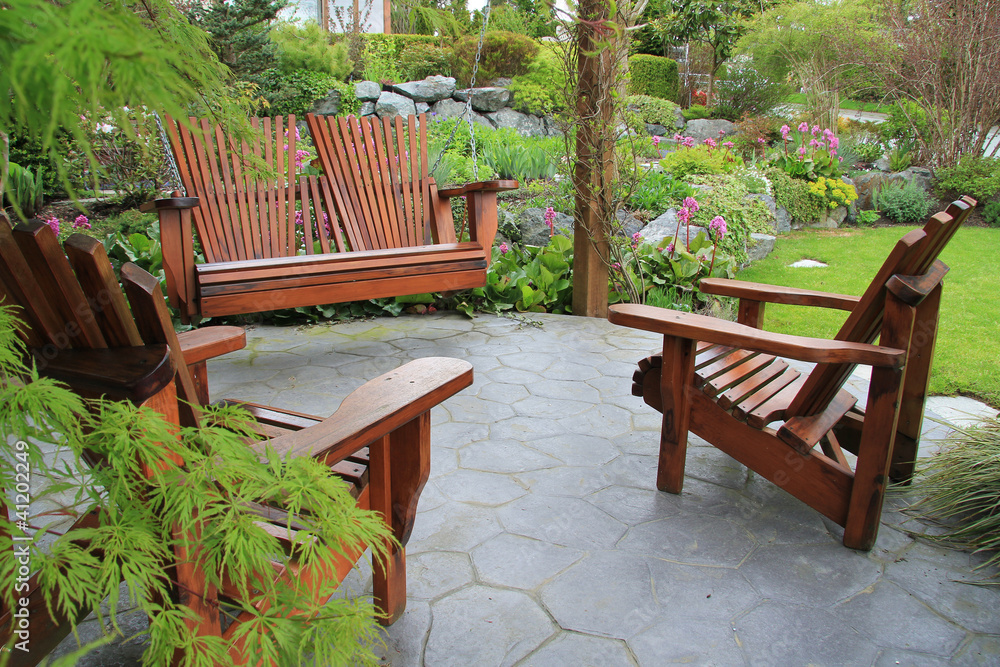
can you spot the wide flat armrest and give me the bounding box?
[609,304,904,368]
[699,278,860,311]
[257,357,474,462]
[438,180,519,198]
[34,345,175,403]
[178,326,247,365]
[140,197,199,212]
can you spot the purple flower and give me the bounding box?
[294,210,304,226]
[797,121,809,132]
[780,125,791,139]
[682,196,699,212]
[45,217,60,235]
[703,138,717,148]
[677,207,691,224]
[499,242,509,254]
[73,214,90,229]
[294,149,311,169]
[544,206,556,235]
[709,216,727,239]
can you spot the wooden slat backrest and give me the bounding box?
[787,198,974,418]
[306,113,456,251]
[165,115,308,263]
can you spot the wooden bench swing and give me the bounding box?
[144,113,517,323]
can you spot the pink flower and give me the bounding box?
[677,207,691,224]
[652,135,661,148]
[544,206,556,235]
[611,262,622,271]
[758,137,767,145]
[718,129,726,137]
[703,138,717,148]
[722,141,734,149]
[73,214,90,229]
[797,121,809,132]
[673,133,683,142]
[294,210,304,226]
[798,146,807,157]
[709,216,727,239]
[823,128,835,139]
[285,126,301,141]
[665,242,675,254]
[811,125,821,136]
[631,231,642,249]
[294,149,311,169]
[831,149,838,156]
[45,217,60,235]
[682,196,700,212]
[780,125,791,139]
[829,137,839,150]
[681,137,696,148]
[499,242,509,254]
[809,139,820,148]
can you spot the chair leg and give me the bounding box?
[656,336,696,494]
[890,284,942,483]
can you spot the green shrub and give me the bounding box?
[270,21,352,79]
[856,209,881,226]
[688,174,775,263]
[659,144,744,179]
[481,137,557,182]
[629,169,697,216]
[682,104,711,121]
[732,115,784,161]
[399,42,453,81]
[509,46,567,115]
[625,95,680,126]
[934,156,1000,203]
[256,69,345,118]
[770,169,826,225]
[873,179,934,224]
[2,162,45,218]
[627,54,679,101]
[452,31,539,87]
[711,61,785,122]
[354,33,440,84]
[983,201,1000,228]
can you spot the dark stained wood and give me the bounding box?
[0,221,476,663]
[609,197,977,550]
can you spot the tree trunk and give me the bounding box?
[1,130,8,226]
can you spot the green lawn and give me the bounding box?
[736,226,1000,408]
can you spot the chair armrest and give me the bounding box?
[178,326,247,365]
[437,180,519,198]
[256,357,474,462]
[140,197,199,212]
[34,345,175,404]
[609,303,904,368]
[699,278,860,311]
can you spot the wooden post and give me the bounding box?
[572,0,614,318]
[382,0,392,34]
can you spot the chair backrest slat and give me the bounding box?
[787,198,974,418]
[64,235,144,348]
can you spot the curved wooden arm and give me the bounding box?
[34,345,175,403]
[178,326,246,365]
[608,304,904,368]
[256,357,474,462]
[437,180,519,198]
[139,197,200,212]
[699,278,860,311]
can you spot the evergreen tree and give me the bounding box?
[186,0,289,79]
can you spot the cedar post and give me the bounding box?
[572,0,614,318]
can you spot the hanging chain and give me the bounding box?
[153,111,182,194]
[430,1,492,180]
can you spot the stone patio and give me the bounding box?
[52,312,1000,666]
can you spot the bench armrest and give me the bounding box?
[140,197,199,212]
[699,278,860,311]
[178,326,247,365]
[609,303,904,369]
[35,345,175,404]
[437,180,519,198]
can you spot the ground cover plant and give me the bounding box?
[735,226,1000,407]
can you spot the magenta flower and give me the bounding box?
[665,242,675,254]
[780,125,791,139]
[812,125,821,136]
[823,128,835,139]
[673,133,683,142]
[652,135,661,149]
[709,216,727,239]
[798,146,807,157]
[73,214,91,229]
[797,121,809,133]
[499,242,509,254]
[703,138,717,148]
[611,262,622,271]
[722,141,734,149]
[631,231,642,249]
[285,126,301,141]
[758,137,767,145]
[294,149,311,170]
[718,129,726,137]
[809,139,820,148]
[681,136,696,148]
[829,137,839,150]
[831,149,838,156]
[45,217,60,235]
[682,196,700,212]
[677,207,691,224]
[294,210,304,226]
[544,206,556,235]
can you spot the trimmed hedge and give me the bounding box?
[627,54,679,102]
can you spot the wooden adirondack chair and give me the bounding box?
[609,197,975,550]
[0,219,473,664]
[146,113,517,323]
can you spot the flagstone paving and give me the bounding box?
[53,312,999,666]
